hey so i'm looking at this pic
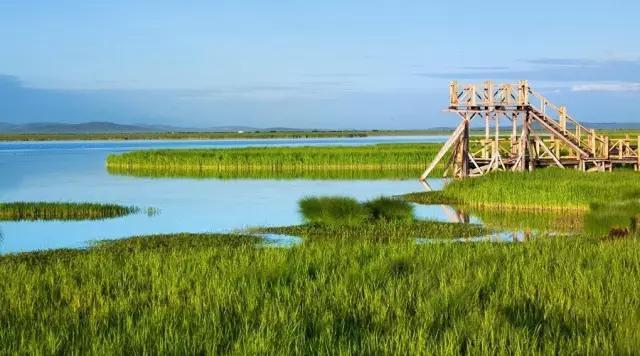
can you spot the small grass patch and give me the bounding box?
[299,196,415,226]
[0,202,138,221]
[364,197,414,222]
[299,196,369,225]
[257,219,490,242]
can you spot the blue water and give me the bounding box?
[0,136,452,254]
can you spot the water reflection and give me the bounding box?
[443,202,640,238]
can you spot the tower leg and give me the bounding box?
[454,116,470,178]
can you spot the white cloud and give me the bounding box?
[571,83,640,92]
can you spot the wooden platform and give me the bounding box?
[420,81,640,180]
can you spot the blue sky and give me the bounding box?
[1,1,639,129]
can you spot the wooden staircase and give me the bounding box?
[420,81,640,181]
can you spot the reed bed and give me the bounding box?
[1,233,639,354]
[107,165,422,180]
[0,202,138,221]
[106,144,445,179]
[404,168,640,210]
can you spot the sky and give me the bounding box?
[0,1,639,129]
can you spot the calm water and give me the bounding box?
[0,136,456,254]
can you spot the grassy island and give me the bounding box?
[0,202,138,221]
[106,143,444,179]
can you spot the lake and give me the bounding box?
[0,136,456,253]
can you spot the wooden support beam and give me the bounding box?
[533,134,564,168]
[419,120,466,181]
[454,118,470,178]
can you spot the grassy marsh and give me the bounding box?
[1,232,639,354]
[404,168,640,210]
[0,202,138,221]
[106,144,444,179]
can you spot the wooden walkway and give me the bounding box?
[420,81,640,180]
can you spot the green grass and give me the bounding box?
[1,232,640,354]
[0,202,138,221]
[404,168,640,210]
[257,219,489,242]
[364,197,414,222]
[463,207,585,234]
[106,143,445,179]
[299,196,369,225]
[403,168,640,237]
[298,196,415,226]
[106,165,422,180]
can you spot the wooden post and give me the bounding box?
[637,136,640,171]
[518,80,529,106]
[449,81,458,107]
[619,140,624,159]
[511,113,518,155]
[455,116,470,178]
[519,112,530,171]
[485,113,490,141]
[484,80,494,107]
[559,106,567,133]
[467,85,476,106]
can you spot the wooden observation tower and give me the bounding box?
[420,80,640,181]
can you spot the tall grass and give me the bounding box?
[1,233,639,353]
[404,168,640,210]
[0,202,138,221]
[299,197,369,225]
[106,143,445,179]
[106,165,421,180]
[258,219,489,242]
[465,207,584,234]
[364,197,414,222]
[299,196,415,226]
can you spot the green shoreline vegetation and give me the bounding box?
[0,202,138,221]
[2,128,638,142]
[2,232,640,353]
[403,169,640,210]
[402,169,640,236]
[105,143,444,179]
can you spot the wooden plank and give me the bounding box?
[420,121,466,181]
[533,134,564,168]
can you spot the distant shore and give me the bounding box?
[0,129,455,142]
[3,127,639,142]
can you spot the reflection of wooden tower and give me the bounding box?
[420,80,640,181]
